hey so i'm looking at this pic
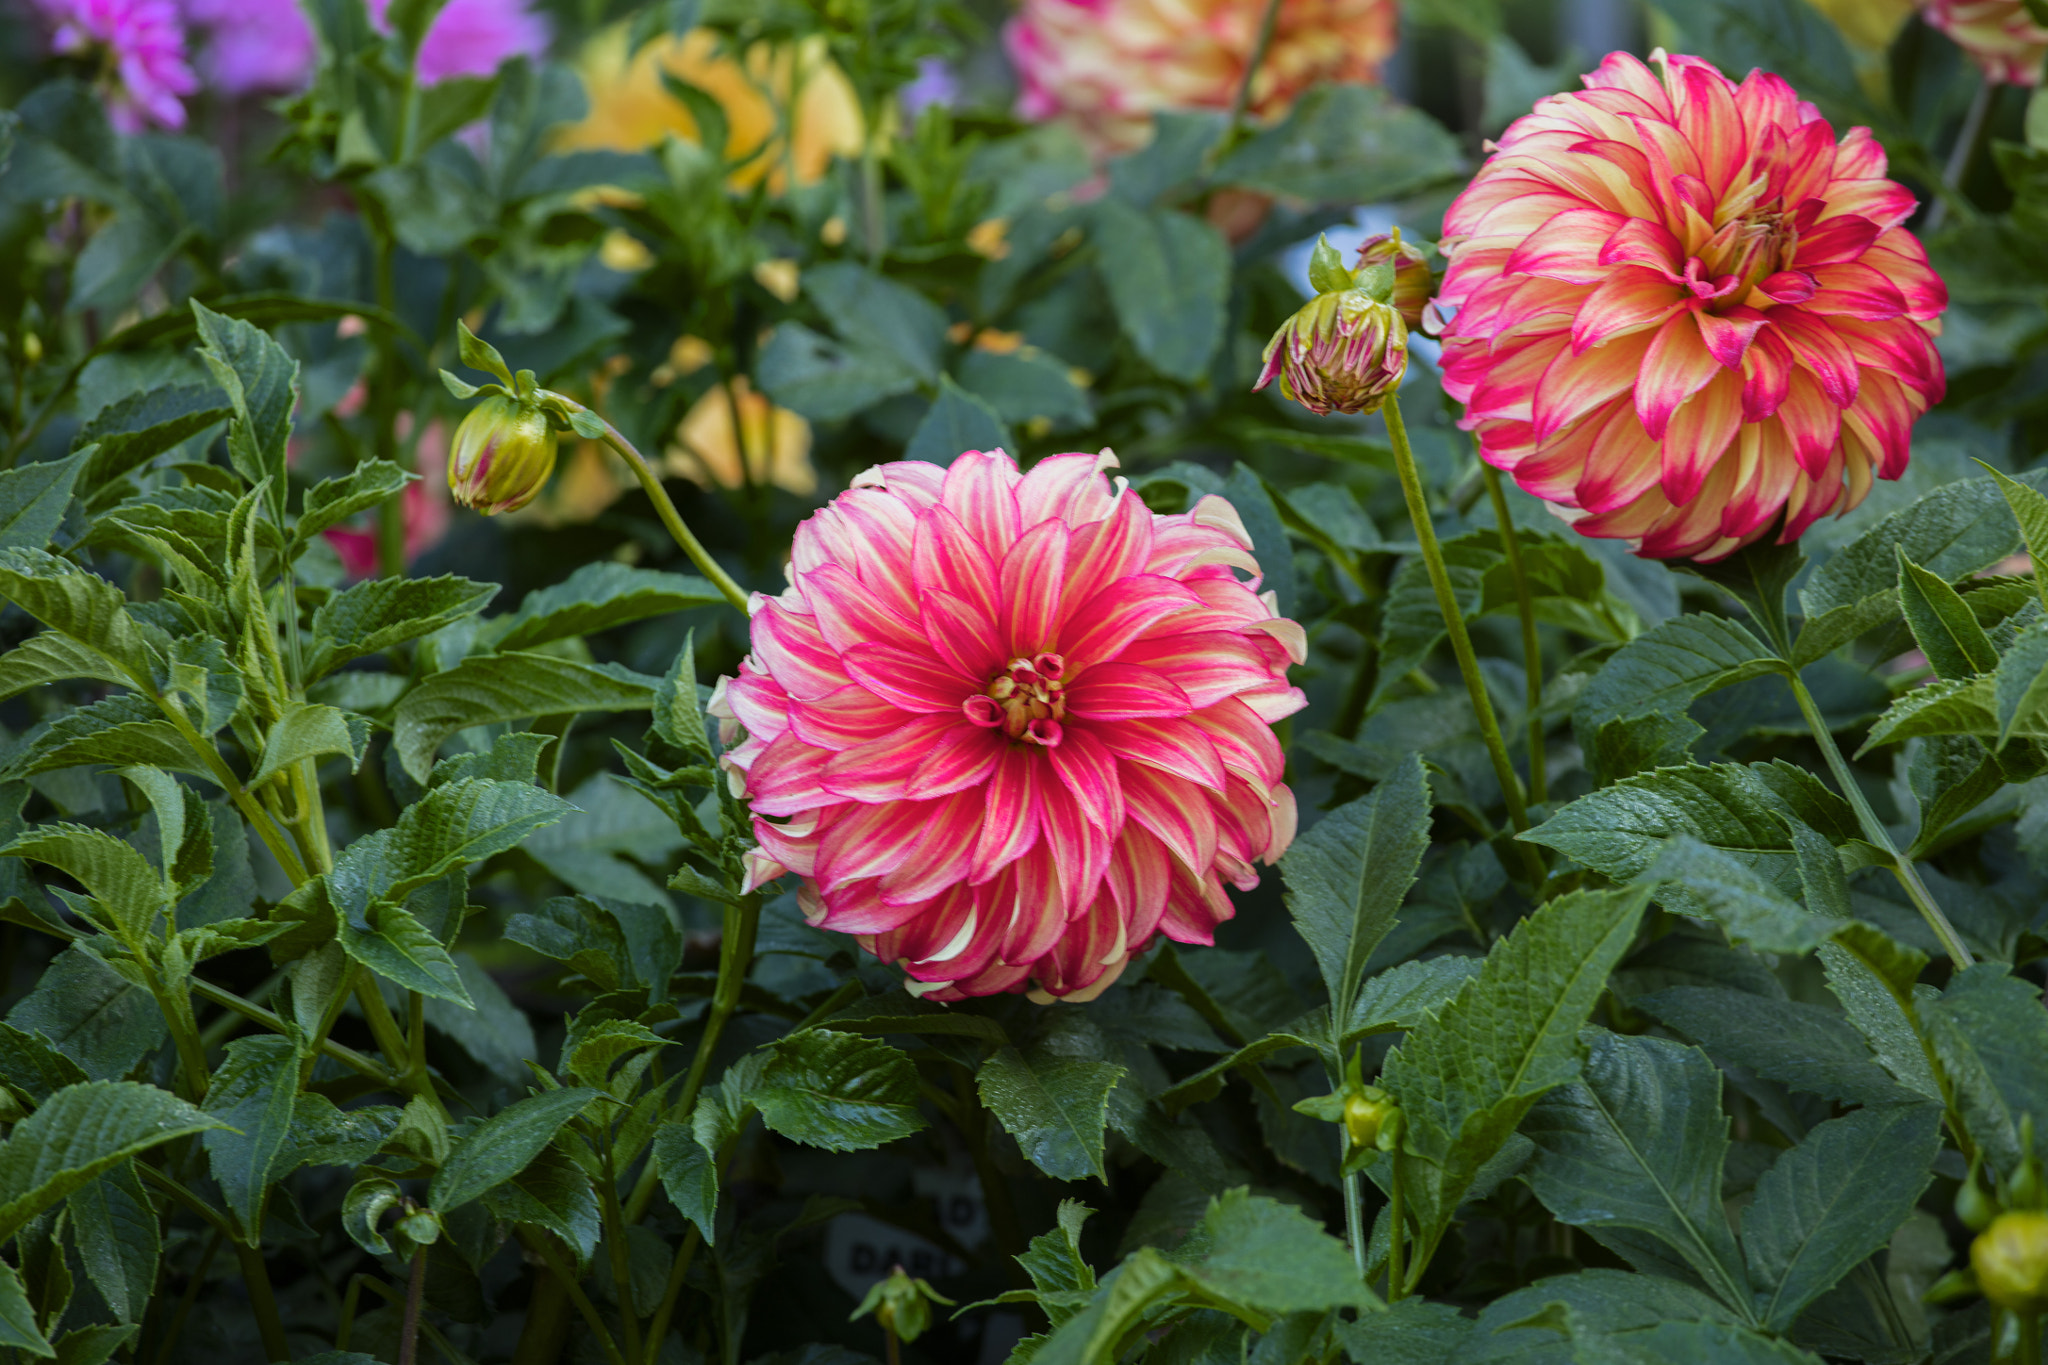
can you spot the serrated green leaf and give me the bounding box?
[0,447,90,555]
[1523,762,1856,898]
[1380,886,1652,1271]
[1741,1102,1940,1332]
[1896,548,1999,681]
[0,1080,222,1244]
[0,1261,52,1355]
[388,777,572,899]
[652,1122,719,1244]
[1342,955,1483,1043]
[0,549,149,673]
[1180,1188,1379,1316]
[0,1024,87,1105]
[979,1045,1126,1182]
[393,653,658,781]
[1995,620,2048,746]
[4,945,166,1079]
[0,824,163,945]
[1521,1030,1749,1316]
[1573,614,1783,738]
[7,693,211,781]
[0,633,132,703]
[191,301,298,496]
[491,562,720,653]
[249,702,368,788]
[1637,987,1903,1109]
[200,1034,299,1238]
[75,385,229,495]
[1374,531,1496,701]
[1918,964,2048,1176]
[1643,835,1837,953]
[755,1030,924,1152]
[1094,200,1230,381]
[66,1160,155,1324]
[309,574,497,677]
[1281,754,1431,1025]
[481,1141,601,1264]
[432,1086,597,1213]
[1858,675,2000,753]
[1983,463,2048,612]
[342,1176,403,1256]
[336,899,472,1005]
[295,460,413,543]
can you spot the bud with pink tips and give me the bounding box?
[1255,235,1410,417]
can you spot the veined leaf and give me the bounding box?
[652,1121,720,1244]
[192,300,298,494]
[295,461,412,543]
[7,693,211,781]
[1741,1103,1940,1332]
[1342,955,1483,1043]
[432,1087,598,1213]
[979,1045,1126,1182]
[1093,199,1230,381]
[481,1141,601,1265]
[308,574,497,677]
[386,777,572,901]
[1919,964,2048,1176]
[1983,463,2048,611]
[201,1034,300,1238]
[336,898,472,1006]
[75,384,229,494]
[250,702,369,788]
[0,1260,52,1355]
[1858,675,1999,753]
[1896,548,1999,680]
[0,1080,223,1244]
[67,1160,156,1324]
[1637,988,1904,1109]
[755,1030,924,1152]
[0,633,132,702]
[4,945,166,1079]
[1521,1031,1750,1316]
[1994,619,2048,745]
[1281,754,1431,1024]
[0,548,149,673]
[393,653,658,781]
[1573,613,1784,738]
[490,562,723,652]
[1380,886,1652,1268]
[0,447,91,555]
[0,823,163,946]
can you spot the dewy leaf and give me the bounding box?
[1524,762,1856,899]
[1895,548,1999,681]
[1521,1031,1750,1317]
[394,653,658,781]
[1093,200,1230,381]
[978,1045,1126,1182]
[250,702,369,788]
[1281,754,1430,1025]
[0,1080,223,1244]
[490,562,722,652]
[309,574,497,677]
[0,446,91,554]
[1983,463,2048,611]
[1741,1102,1940,1332]
[1573,614,1784,738]
[431,1087,598,1213]
[201,1034,300,1237]
[755,1030,924,1152]
[652,1121,719,1244]
[1918,964,2048,1175]
[191,300,299,495]
[1380,885,1652,1259]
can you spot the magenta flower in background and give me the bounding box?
[34,0,197,131]
[176,0,548,98]
[365,0,548,84]
[711,449,1306,1002]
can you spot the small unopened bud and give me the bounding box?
[1354,231,1434,332]
[1959,1165,1999,1232]
[1343,1087,1401,1152]
[1254,290,1407,418]
[21,332,41,365]
[1973,1211,2048,1313]
[449,394,559,515]
[849,1264,954,1345]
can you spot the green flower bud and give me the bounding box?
[1343,1087,1400,1153]
[849,1264,954,1345]
[1973,1211,2048,1313]
[1959,1164,2000,1232]
[1353,231,1435,331]
[1254,290,1408,418]
[449,394,559,515]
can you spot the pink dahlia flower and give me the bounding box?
[1436,50,1947,562]
[178,0,315,96]
[1921,0,2048,84]
[1006,0,1396,159]
[712,450,1306,1002]
[36,0,197,132]
[367,0,549,85]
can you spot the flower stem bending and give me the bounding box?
[1384,395,1546,885]
[1783,671,1975,968]
[1481,463,1547,805]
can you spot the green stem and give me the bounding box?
[150,1228,224,1365]
[137,1164,234,1239]
[1927,76,1994,235]
[1782,671,1974,968]
[600,1145,646,1364]
[189,975,394,1086]
[155,700,307,885]
[625,894,761,1224]
[546,396,748,614]
[860,143,887,268]
[357,970,434,1099]
[1386,1148,1405,1302]
[641,1227,702,1365]
[1481,464,1547,806]
[407,989,429,1094]
[397,1242,428,1365]
[1384,396,1546,884]
[518,1228,629,1365]
[511,1265,574,1365]
[1341,1169,1366,1281]
[1220,0,1285,153]
[2017,1309,2040,1365]
[233,1240,292,1363]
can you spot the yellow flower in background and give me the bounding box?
[1803,0,1916,50]
[668,378,817,495]
[558,25,865,192]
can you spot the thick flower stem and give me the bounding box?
[1223,0,1284,143]
[233,1240,292,1363]
[624,894,762,1225]
[1341,1169,1367,1280]
[1481,464,1547,805]
[397,1242,428,1365]
[1783,670,1975,968]
[1386,1149,1406,1302]
[1384,396,1546,885]
[543,395,749,615]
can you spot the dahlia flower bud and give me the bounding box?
[1256,287,1409,418]
[1437,50,1947,561]
[1005,0,1397,160]
[1343,1086,1402,1152]
[1354,231,1435,331]
[717,449,1306,1002]
[850,1265,953,1344]
[1974,1211,2048,1312]
[1921,0,2048,84]
[448,395,559,515]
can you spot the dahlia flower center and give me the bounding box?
[1701,207,1794,304]
[963,653,1067,746]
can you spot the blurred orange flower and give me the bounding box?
[668,378,817,496]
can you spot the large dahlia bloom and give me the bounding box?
[1005,0,1396,160]
[1921,0,2048,84]
[713,450,1306,1002]
[35,0,196,132]
[1436,50,1947,562]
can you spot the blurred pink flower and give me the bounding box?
[712,450,1306,1002]
[1436,50,1947,562]
[323,416,452,578]
[1921,0,2048,83]
[35,0,197,131]
[176,0,547,96]
[1005,0,1396,159]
